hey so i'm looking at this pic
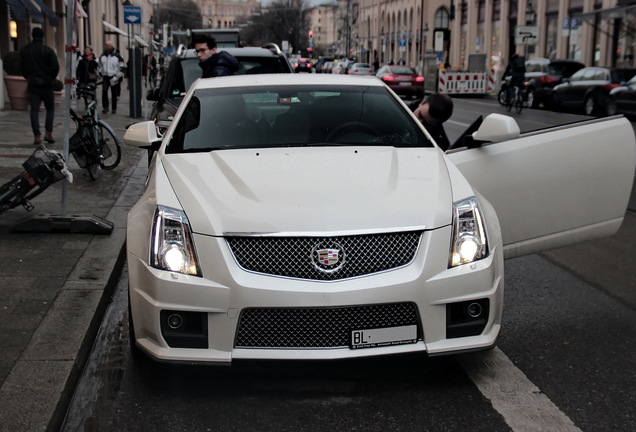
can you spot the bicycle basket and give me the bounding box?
[22,150,65,186]
[69,128,98,168]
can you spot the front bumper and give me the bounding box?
[128,226,504,364]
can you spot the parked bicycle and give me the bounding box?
[0,145,73,215]
[69,82,122,180]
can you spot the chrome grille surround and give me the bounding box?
[226,230,422,280]
[235,302,421,348]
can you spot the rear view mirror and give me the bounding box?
[472,114,520,143]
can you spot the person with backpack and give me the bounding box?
[504,53,526,103]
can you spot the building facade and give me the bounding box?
[196,0,260,30]
[309,0,636,73]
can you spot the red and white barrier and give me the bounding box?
[438,69,497,95]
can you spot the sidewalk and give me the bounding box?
[0,88,148,431]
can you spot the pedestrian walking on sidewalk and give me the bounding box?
[99,40,124,114]
[76,45,99,86]
[19,27,60,145]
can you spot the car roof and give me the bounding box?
[190,73,383,91]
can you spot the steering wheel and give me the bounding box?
[325,121,379,142]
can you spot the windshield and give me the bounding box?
[167,85,433,153]
[167,56,289,100]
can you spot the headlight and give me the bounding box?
[449,197,488,267]
[150,206,201,276]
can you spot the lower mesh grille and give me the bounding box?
[235,302,420,348]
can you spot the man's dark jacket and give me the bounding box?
[199,51,240,78]
[19,37,59,89]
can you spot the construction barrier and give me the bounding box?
[438,69,497,95]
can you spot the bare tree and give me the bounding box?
[156,0,203,31]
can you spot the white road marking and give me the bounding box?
[458,347,582,432]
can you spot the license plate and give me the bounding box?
[399,82,411,86]
[351,325,417,349]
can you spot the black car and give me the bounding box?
[552,66,636,116]
[523,58,584,108]
[606,74,636,117]
[147,44,293,134]
[294,58,313,73]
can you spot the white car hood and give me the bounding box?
[160,147,453,235]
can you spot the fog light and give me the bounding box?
[466,302,482,318]
[167,313,183,329]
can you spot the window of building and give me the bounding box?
[434,7,449,29]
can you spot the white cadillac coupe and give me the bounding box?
[124,74,635,364]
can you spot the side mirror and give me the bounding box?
[472,114,520,143]
[124,121,162,150]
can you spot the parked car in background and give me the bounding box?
[552,66,636,115]
[522,58,584,108]
[332,60,351,74]
[294,58,313,73]
[376,65,424,99]
[314,56,334,73]
[346,62,375,75]
[323,61,335,74]
[146,44,293,134]
[124,73,635,365]
[606,74,636,117]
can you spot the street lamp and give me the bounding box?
[525,1,536,26]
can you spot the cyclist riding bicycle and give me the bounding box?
[503,53,526,102]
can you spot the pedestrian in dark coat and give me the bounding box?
[19,27,60,145]
[193,35,240,78]
[76,45,99,85]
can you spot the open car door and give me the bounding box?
[447,115,636,259]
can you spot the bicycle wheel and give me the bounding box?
[97,120,122,170]
[0,173,37,214]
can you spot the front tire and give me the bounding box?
[606,97,617,116]
[584,95,596,116]
[498,89,507,106]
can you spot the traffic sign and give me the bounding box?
[124,5,142,24]
[515,25,539,45]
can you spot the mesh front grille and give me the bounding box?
[235,303,420,348]
[226,231,422,280]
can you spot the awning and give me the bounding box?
[103,21,130,38]
[30,0,58,26]
[134,35,149,48]
[5,0,43,24]
[20,0,44,24]
[5,0,28,21]
[573,5,636,21]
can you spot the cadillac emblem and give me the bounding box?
[311,242,346,274]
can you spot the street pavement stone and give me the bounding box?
[0,87,147,431]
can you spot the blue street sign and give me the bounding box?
[399,38,406,47]
[124,5,142,24]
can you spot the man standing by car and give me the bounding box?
[99,40,124,114]
[193,35,240,78]
[409,93,454,151]
[20,27,59,145]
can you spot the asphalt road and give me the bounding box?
[61,98,636,432]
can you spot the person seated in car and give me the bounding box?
[193,35,240,78]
